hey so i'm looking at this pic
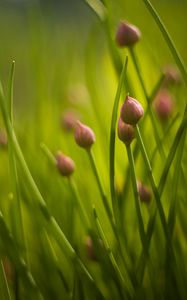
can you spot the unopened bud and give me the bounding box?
[2,257,14,283]
[116,20,141,47]
[117,118,135,145]
[74,121,95,149]
[0,129,7,148]
[120,95,144,125]
[56,152,75,177]
[137,181,151,204]
[153,89,174,121]
[61,110,80,131]
[163,65,182,86]
[85,236,97,261]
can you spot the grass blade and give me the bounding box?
[109,57,128,225]
[142,0,187,86]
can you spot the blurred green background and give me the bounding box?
[0,1,187,299]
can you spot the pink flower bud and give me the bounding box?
[115,20,141,47]
[163,65,182,86]
[137,181,151,204]
[56,152,75,177]
[153,89,174,121]
[2,257,15,283]
[117,118,135,145]
[74,121,95,149]
[85,236,97,261]
[61,110,80,132]
[120,95,144,125]
[0,129,7,148]
[85,236,103,261]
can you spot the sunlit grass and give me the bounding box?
[0,0,187,299]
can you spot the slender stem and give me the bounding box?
[0,84,103,296]
[0,260,12,300]
[68,178,90,229]
[137,108,187,281]
[109,57,128,226]
[142,0,187,86]
[8,60,15,124]
[40,142,56,165]
[167,129,187,238]
[87,149,114,228]
[149,73,165,102]
[87,148,131,275]
[136,125,169,240]
[129,47,165,158]
[93,206,134,299]
[40,143,90,229]
[0,212,43,300]
[44,230,71,298]
[7,61,27,270]
[126,145,147,254]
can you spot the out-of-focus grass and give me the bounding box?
[0,0,187,299]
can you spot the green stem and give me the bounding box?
[109,57,128,226]
[142,0,187,86]
[137,108,187,282]
[167,129,187,238]
[0,260,12,300]
[136,125,169,240]
[68,178,90,229]
[7,61,27,269]
[129,47,165,158]
[0,83,104,297]
[126,145,147,254]
[87,149,114,228]
[0,212,43,300]
[93,206,134,299]
[40,142,90,229]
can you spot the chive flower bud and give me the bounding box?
[2,257,14,283]
[153,89,174,121]
[163,65,182,86]
[61,110,80,131]
[120,95,144,125]
[56,152,75,177]
[115,20,141,47]
[137,181,151,204]
[74,121,95,149]
[85,236,97,261]
[117,118,135,145]
[0,129,7,148]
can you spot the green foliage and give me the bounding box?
[0,0,187,299]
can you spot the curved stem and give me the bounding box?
[109,57,128,226]
[142,0,187,86]
[126,145,147,254]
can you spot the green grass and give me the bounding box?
[0,0,187,299]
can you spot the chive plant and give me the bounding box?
[0,0,187,299]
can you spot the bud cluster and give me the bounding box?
[117,95,144,146]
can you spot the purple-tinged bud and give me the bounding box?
[117,118,135,146]
[163,65,182,86]
[0,129,7,148]
[137,181,151,204]
[56,152,75,177]
[115,20,141,47]
[74,121,96,149]
[2,257,15,283]
[153,89,174,121]
[85,236,97,261]
[61,110,80,132]
[120,95,144,125]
